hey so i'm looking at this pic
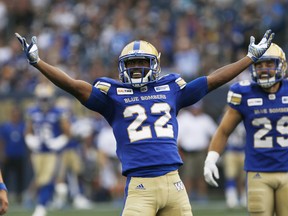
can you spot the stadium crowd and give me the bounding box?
[0,0,287,210]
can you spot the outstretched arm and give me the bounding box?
[207,29,274,91]
[15,33,92,103]
[204,106,242,187]
[34,60,92,103]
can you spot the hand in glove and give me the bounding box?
[247,29,274,62]
[204,151,220,187]
[15,33,40,65]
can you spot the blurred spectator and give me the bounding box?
[97,125,125,204]
[0,105,27,204]
[0,0,285,94]
[177,100,217,203]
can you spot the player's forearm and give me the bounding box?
[208,128,229,154]
[207,56,253,91]
[34,60,75,92]
[33,60,92,102]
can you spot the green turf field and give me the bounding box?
[7,201,248,216]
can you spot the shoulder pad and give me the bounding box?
[227,90,242,105]
[94,81,111,94]
[158,73,186,89]
[228,80,253,105]
[175,77,186,89]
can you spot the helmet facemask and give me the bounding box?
[251,58,283,88]
[118,40,161,88]
[119,55,160,87]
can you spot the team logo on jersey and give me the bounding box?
[227,90,242,105]
[94,81,111,94]
[140,86,148,92]
[154,85,170,92]
[175,77,186,89]
[117,88,134,95]
[247,98,263,106]
[282,96,288,104]
[268,94,276,100]
[174,181,185,191]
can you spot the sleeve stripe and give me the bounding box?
[227,90,242,105]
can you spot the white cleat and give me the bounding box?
[73,195,93,209]
[32,205,47,216]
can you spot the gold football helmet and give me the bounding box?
[251,43,287,88]
[34,83,55,111]
[118,40,161,87]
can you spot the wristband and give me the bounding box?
[0,183,7,192]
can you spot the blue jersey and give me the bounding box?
[26,106,67,153]
[228,80,288,172]
[83,73,208,177]
[0,121,26,157]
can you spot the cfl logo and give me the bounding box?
[174,181,184,191]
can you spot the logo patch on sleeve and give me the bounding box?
[175,77,186,89]
[94,81,111,94]
[227,90,242,105]
[117,88,133,95]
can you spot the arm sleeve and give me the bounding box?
[177,76,209,109]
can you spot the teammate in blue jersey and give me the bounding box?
[24,83,70,216]
[204,43,288,216]
[15,29,273,216]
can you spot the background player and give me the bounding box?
[222,120,246,208]
[204,43,288,216]
[16,30,273,216]
[25,82,70,216]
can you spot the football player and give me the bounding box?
[24,83,70,216]
[204,43,288,216]
[222,120,246,208]
[16,30,273,216]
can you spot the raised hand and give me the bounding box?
[247,29,274,62]
[15,33,40,65]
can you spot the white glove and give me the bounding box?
[25,134,41,151]
[247,29,274,62]
[204,151,220,187]
[15,33,40,65]
[45,135,69,151]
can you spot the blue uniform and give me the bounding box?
[228,80,288,172]
[83,73,208,177]
[26,106,67,153]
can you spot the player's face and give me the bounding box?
[254,60,277,80]
[38,96,54,112]
[125,59,150,78]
